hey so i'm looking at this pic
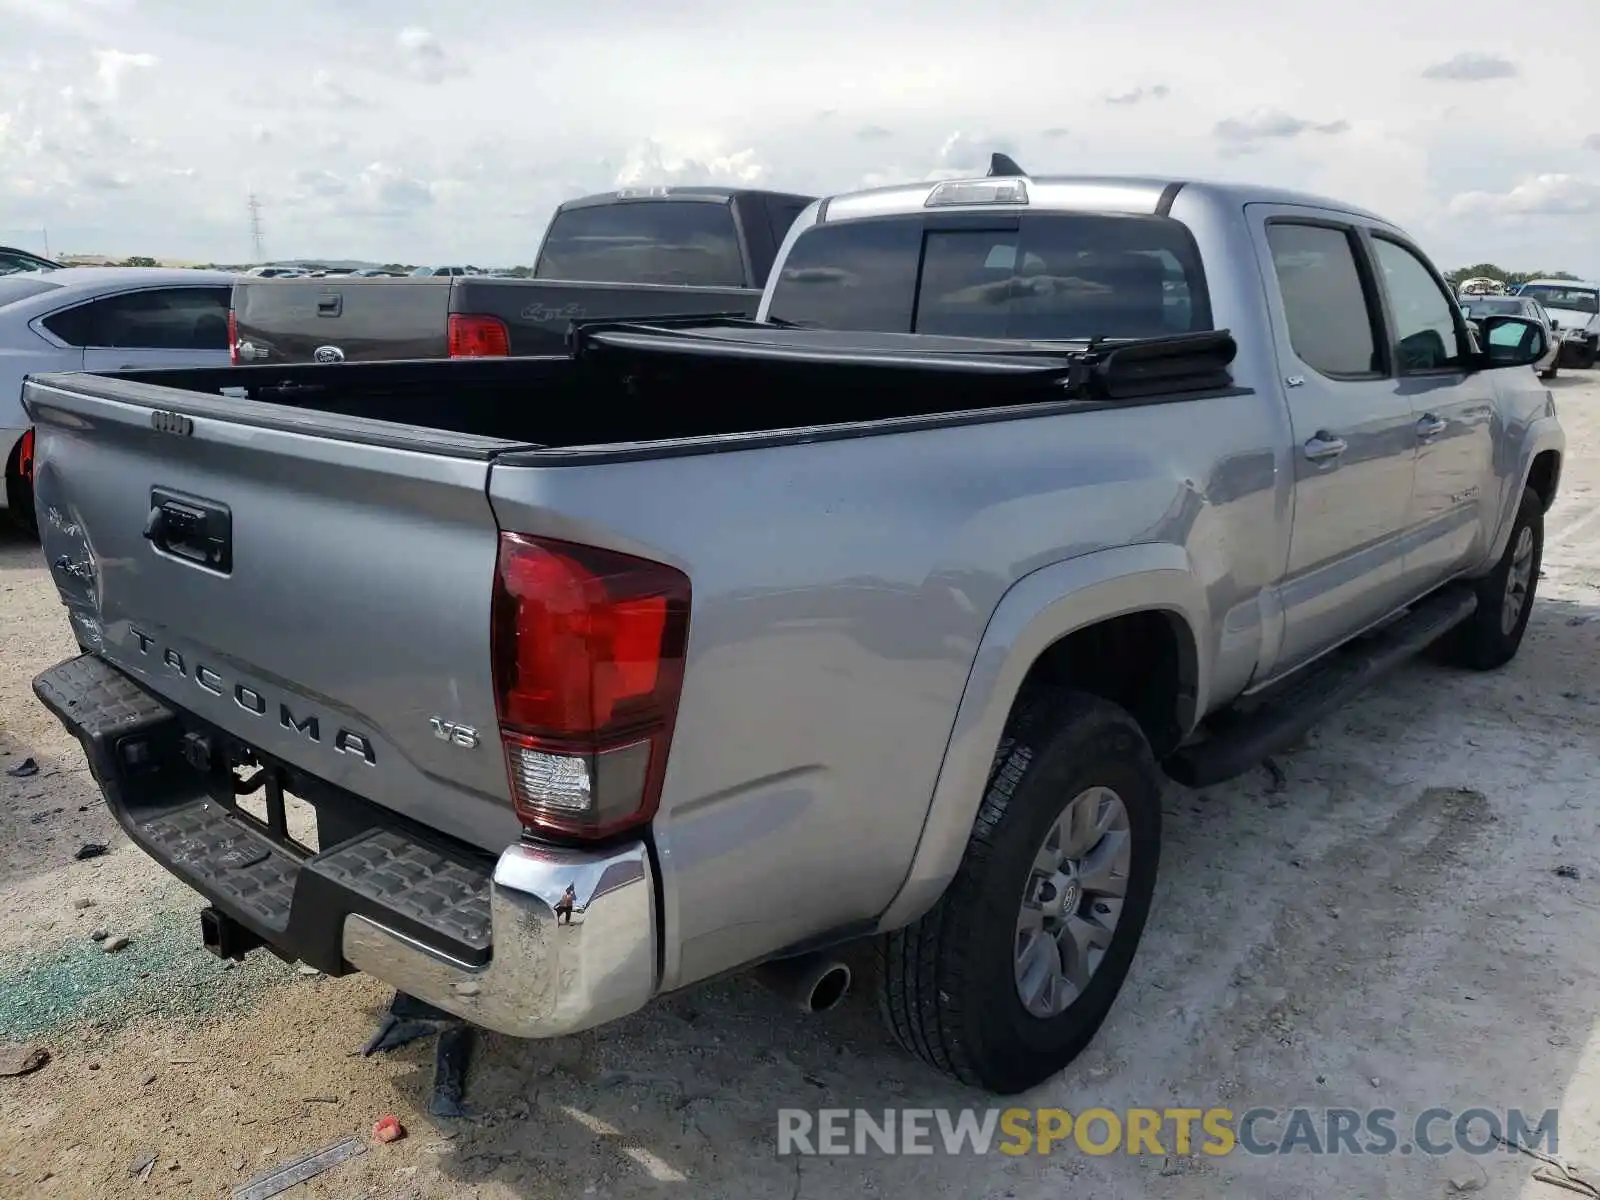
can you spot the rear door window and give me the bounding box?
[766,212,1210,339]
[536,201,748,287]
[41,286,231,349]
[1263,222,1382,378]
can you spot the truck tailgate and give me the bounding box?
[451,277,762,356]
[232,277,452,364]
[24,373,522,852]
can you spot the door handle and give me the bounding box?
[1416,414,1447,439]
[1303,433,1348,462]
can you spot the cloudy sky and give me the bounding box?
[0,0,1595,272]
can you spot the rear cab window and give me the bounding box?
[765,212,1212,339]
[535,200,747,287]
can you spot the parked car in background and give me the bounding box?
[0,246,62,275]
[244,266,310,278]
[1460,294,1561,378]
[25,168,1561,1096]
[409,265,477,277]
[1514,279,1599,368]
[0,267,236,534]
[1457,276,1507,297]
[229,186,817,363]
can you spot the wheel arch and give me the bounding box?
[875,543,1209,932]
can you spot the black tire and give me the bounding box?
[1539,361,1558,380]
[876,689,1162,1094]
[1432,485,1543,671]
[1579,342,1598,370]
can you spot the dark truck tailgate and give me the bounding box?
[451,277,761,356]
[23,371,524,853]
[232,276,452,363]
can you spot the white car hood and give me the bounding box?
[1544,307,1598,332]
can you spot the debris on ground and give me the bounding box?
[297,964,320,976]
[73,843,108,861]
[89,928,107,942]
[1556,864,1581,880]
[429,1024,474,1118]
[372,1115,405,1144]
[7,756,39,778]
[129,1152,157,1182]
[72,898,95,910]
[0,1044,50,1077]
[1262,756,1287,792]
[231,1136,366,1200]
[103,935,131,953]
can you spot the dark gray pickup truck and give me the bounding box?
[229,186,815,364]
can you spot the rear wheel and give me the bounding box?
[1578,341,1598,370]
[1432,485,1543,671]
[876,690,1162,1094]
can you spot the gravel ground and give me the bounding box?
[3,370,1600,1200]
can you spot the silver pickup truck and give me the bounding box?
[25,168,1562,1096]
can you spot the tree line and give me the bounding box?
[1446,264,1582,287]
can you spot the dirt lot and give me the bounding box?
[4,371,1600,1200]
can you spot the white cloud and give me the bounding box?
[614,138,765,188]
[1214,110,1350,143]
[1448,174,1600,217]
[396,27,464,85]
[1422,52,1517,82]
[0,0,1593,274]
[93,48,155,99]
[309,69,365,111]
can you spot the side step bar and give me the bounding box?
[1165,585,1477,788]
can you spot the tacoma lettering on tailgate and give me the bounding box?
[128,626,377,764]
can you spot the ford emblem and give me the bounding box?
[313,345,346,363]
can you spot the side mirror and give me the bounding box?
[1478,314,1548,369]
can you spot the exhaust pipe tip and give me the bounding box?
[753,953,853,1014]
[807,963,852,1013]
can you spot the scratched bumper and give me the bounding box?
[342,838,659,1038]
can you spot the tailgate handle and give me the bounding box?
[144,488,233,574]
[317,293,342,317]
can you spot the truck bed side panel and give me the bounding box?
[486,383,1287,990]
[26,378,519,851]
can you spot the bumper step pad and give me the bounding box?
[33,653,493,972]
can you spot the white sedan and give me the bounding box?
[1460,294,1562,380]
[1,267,238,536]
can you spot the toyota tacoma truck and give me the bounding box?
[27,168,1562,1095]
[228,185,815,364]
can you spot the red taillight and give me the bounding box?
[490,533,690,839]
[448,313,510,358]
[227,309,239,365]
[17,427,34,484]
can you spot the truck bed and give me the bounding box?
[78,321,1243,455]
